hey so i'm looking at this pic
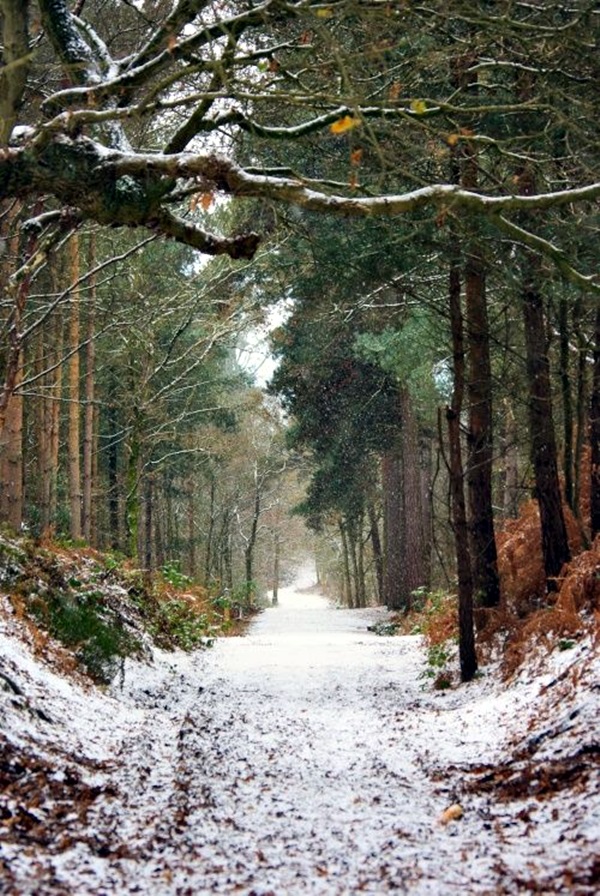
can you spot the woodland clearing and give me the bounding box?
[1,567,599,895]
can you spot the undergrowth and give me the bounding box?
[391,590,459,690]
[0,534,243,684]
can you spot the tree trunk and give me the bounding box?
[501,400,520,519]
[187,479,196,578]
[205,476,216,584]
[126,426,141,560]
[367,502,383,603]
[446,259,477,682]
[67,234,82,540]
[0,200,27,526]
[272,533,280,605]
[400,386,425,609]
[244,474,261,601]
[573,298,588,528]
[515,74,570,586]
[82,235,96,542]
[591,302,600,540]
[382,446,404,610]
[354,514,367,608]
[558,295,574,511]
[144,472,153,571]
[459,100,499,608]
[46,307,64,538]
[522,276,571,584]
[464,254,500,607]
[154,482,166,570]
[339,520,353,607]
[107,397,120,550]
[420,432,433,588]
[0,350,24,530]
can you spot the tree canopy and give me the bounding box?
[1,1,598,287]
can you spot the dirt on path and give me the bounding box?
[1,570,599,894]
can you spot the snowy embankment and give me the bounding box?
[1,570,599,895]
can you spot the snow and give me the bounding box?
[1,573,598,894]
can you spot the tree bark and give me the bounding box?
[501,400,520,519]
[106,396,120,550]
[459,92,500,608]
[558,295,574,511]
[446,260,477,682]
[400,386,425,609]
[0,350,24,530]
[591,302,600,540]
[187,479,196,578]
[244,470,261,602]
[464,252,500,607]
[82,235,96,542]
[144,472,153,572]
[67,234,82,539]
[0,1,30,145]
[522,275,570,583]
[382,446,404,610]
[368,502,384,603]
[516,73,570,586]
[339,519,353,608]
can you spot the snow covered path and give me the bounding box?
[2,572,599,894]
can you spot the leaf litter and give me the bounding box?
[1,567,598,894]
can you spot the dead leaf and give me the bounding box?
[440,803,464,824]
[389,82,402,101]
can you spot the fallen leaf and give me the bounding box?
[440,803,464,824]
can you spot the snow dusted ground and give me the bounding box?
[1,568,599,894]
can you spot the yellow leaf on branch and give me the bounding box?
[330,115,360,135]
[410,99,427,115]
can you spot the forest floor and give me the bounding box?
[1,568,599,895]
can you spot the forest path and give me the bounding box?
[3,570,598,894]
[89,569,545,894]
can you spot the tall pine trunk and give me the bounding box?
[460,109,499,608]
[400,386,426,608]
[590,302,600,540]
[0,350,23,530]
[368,502,384,603]
[446,260,477,682]
[382,445,404,610]
[82,235,96,542]
[67,234,82,540]
[464,253,500,607]
[516,72,570,586]
[521,273,570,583]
